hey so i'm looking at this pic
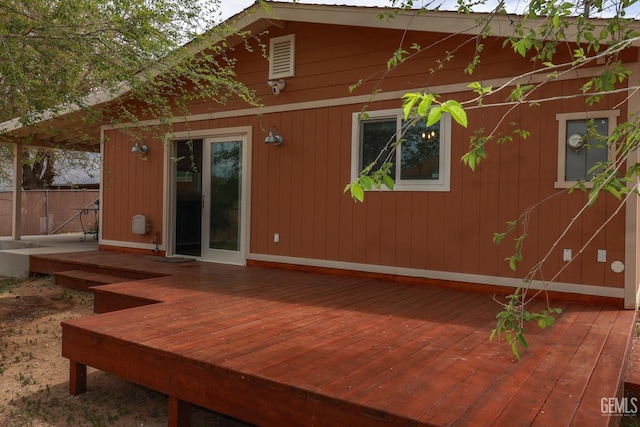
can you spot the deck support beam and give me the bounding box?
[69,361,87,395]
[168,396,191,427]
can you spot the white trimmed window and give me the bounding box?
[351,108,451,192]
[555,110,619,188]
[269,34,295,79]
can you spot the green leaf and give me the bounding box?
[426,106,442,127]
[402,92,421,120]
[468,82,492,96]
[493,232,506,245]
[511,341,521,360]
[545,316,555,327]
[517,333,528,349]
[351,183,364,202]
[443,100,468,128]
[467,152,476,171]
[349,79,363,93]
[417,95,434,117]
[360,175,374,191]
[382,174,395,190]
[588,188,600,206]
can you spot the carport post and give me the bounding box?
[12,143,22,240]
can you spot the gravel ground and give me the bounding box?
[0,276,252,427]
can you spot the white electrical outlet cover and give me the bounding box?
[597,249,606,262]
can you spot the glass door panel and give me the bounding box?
[174,139,202,257]
[208,141,241,251]
[202,136,245,265]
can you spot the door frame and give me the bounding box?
[165,126,252,265]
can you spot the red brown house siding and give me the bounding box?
[99,5,638,305]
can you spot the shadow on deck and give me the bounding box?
[30,250,638,426]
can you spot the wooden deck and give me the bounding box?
[30,251,637,426]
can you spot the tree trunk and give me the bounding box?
[21,149,55,190]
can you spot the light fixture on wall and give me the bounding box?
[267,79,286,95]
[264,126,284,146]
[567,133,585,153]
[131,143,149,154]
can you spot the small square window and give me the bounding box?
[555,111,618,188]
[351,109,451,192]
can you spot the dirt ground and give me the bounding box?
[0,276,252,427]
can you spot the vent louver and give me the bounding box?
[269,35,295,79]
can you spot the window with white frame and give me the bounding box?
[555,110,619,188]
[351,108,451,191]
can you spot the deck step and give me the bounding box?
[54,269,134,291]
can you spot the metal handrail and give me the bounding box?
[48,198,99,235]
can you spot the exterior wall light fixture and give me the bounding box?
[132,143,149,154]
[268,79,286,95]
[567,133,585,153]
[264,126,283,146]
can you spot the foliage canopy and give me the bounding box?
[0,0,266,188]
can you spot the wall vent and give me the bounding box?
[269,34,295,79]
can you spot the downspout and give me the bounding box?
[624,51,640,309]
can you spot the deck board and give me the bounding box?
[28,251,636,426]
[493,306,604,426]
[452,302,582,425]
[572,309,637,426]
[534,308,616,425]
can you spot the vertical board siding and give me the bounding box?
[276,113,292,257]
[246,97,625,289]
[103,130,164,245]
[516,91,543,279]
[312,108,329,261]
[409,194,429,270]
[337,106,356,262]
[266,114,282,257]
[300,109,317,260]
[365,193,382,266]
[394,192,413,269]
[100,21,629,291]
[324,107,344,261]
[288,110,306,258]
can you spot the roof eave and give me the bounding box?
[3,1,639,142]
